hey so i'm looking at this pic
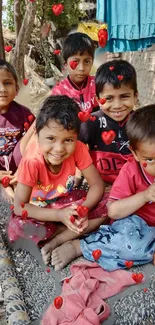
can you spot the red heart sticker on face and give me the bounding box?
[10,205,14,211]
[98,98,106,105]
[54,296,63,309]
[28,114,34,123]
[24,122,30,130]
[78,111,90,122]
[4,45,13,52]
[117,75,124,81]
[23,78,29,85]
[109,66,114,71]
[52,4,64,16]
[1,176,10,188]
[132,273,144,283]
[101,130,116,145]
[69,61,78,70]
[22,210,28,220]
[92,249,102,260]
[76,206,89,218]
[89,116,96,121]
[125,260,134,268]
[142,162,147,168]
[70,215,75,224]
[54,49,61,55]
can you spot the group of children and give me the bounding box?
[0,31,155,272]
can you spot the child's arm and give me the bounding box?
[14,182,82,233]
[108,183,155,220]
[20,122,36,156]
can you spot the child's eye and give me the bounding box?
[47,137,54,141]
[85,60,91,64]
[5,81,12,85]
[106,97,112,101]
[65,139,74,143]
[121,94,130,99]
[146,159,155,163]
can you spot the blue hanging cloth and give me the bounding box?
[96,0,155,52]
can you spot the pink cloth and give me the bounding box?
[42,261,142,325]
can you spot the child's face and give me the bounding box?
[132,141,155,177]
[38,119,77,173]
[65,51,93,86]
[98,83,137,122]
[0,69,18,112]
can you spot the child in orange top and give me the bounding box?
[8,95,108,265]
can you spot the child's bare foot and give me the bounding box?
[51,240,81,271]
[41,235,62,265]
[0,185,14,204]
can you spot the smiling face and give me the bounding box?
[38,119,78,173]
[66,51,93,86]
[98,83,138,122]
[0,68,18,113]
[132,141,155,177]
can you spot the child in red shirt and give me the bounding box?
[51,32,99,112]
[8,95,108,265]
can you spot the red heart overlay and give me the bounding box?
[1,176,10,188]
[92,249,102,260]
[132,273,144,283]
[76,206,89,218]
[125,261,134,268]
[101,130,116,145]
[54,296,63,309]
[78,111,90,122]
[69,61,78,70]
[52,4,64,16]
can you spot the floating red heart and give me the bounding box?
[101,130,116,145]
[132,273,144,283]
[46,268,51,273]
[125,260,134,268]
[70,215,75,223]
[1,176,10,188]
[98,98,106,105]
[142,162,147,168]
[22,210,28,220]
[76,206,89,218]
[143,288,148,292]
[69,61,78,70]
[117,75,124,81]
[54,296,63,309]
[98,29,108,48]
[78,111,90,122]
[24,122,30,131]
[4,45,12,52]
[92,249,102,260]
[65,278,70,283]
[82,197,86,201]
[52,4,64,16]
[109,66,114,71]
[28,114,34,123]
[10,205,14,211]
[21,202,25,208]
[23,78,29,86]
[89,116,96,121]
[54,49,61,55]
[128,157,133,162]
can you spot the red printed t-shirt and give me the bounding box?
[51,75,98,112]
[79,110,132,184]
[109,158,155,226]
[17,140,92,206]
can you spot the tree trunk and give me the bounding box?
[11,1,36,80]
[14,0,22,38]
[0,0,5,59]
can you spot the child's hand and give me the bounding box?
[77,216,89,232]
[9,171,18,186]
[57,205,81,233]
[0,170,14,182]
[144,183,155,203]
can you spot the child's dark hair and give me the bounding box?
[95,59,138,97]
[126,104,155,150]
[62,32,95,62]
[36,95,81,134]
[0,59,18,85]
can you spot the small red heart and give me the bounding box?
[101,130,116,145]
[98,29,108,41]
[142,162,147,168]
[22,210,28,220]
[132,273,144,283]
[1,176,10,188]
[52,4,64,16]
[23,78,29,85]
[78,111,90,122]
[109,66,114,71]
[89,116,96,121]
[69,61,78,70]
[65,278,70,283]
[54,49,61,55]
[76,206,89,218]
[125,260,134,268]
[143,288,148,292]
[117,75,124,81]
[24,122,30,131]
[54,296,63,309]
[46,268,51,273]
[21,202,25,208]
[92,249,102,260]
[10,205,14,210]
[28,115,34,123]
[128,157,133,162]
[4,45,12,52]
[70,215,75,223]
[82,197,86,201]
[98,98,106,105]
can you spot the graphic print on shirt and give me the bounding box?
[31,175,76,206]
[0,127,21,155]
